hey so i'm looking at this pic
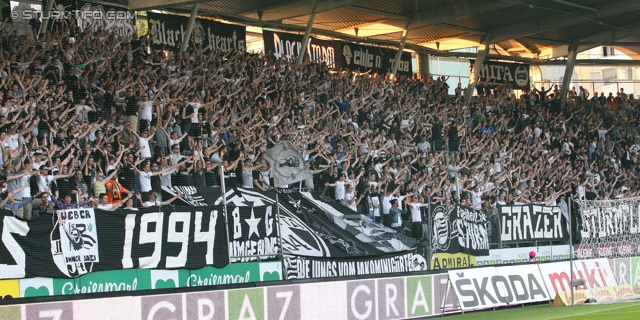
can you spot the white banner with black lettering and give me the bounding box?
[448,264,550,310]
[579,204,640,239]
[283,252,427,279]
[56,209,100,266]
[499,205,569,242]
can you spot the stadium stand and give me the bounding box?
[0,18,637,245]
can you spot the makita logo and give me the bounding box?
[545,260,614,294]
[453,272,547,308]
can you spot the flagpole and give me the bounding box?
[569,196,574,306]
[427,203,432,271]
[275,192,286,279]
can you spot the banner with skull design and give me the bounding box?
[430,204,490,256]
[469,59,530,90]
[147,12,246,53]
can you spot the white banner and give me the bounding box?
[56,209,100,265]
[448,264,550,311]
[580,204,640,239]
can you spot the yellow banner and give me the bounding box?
[553,284,634,306]
[431,253,476,270]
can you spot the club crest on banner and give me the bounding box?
[432,205,454,252]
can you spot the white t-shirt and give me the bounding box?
[138,100,154,121]
[75,104,92,122]
[382,195,393,214]
[139,137,151,158]
[371,196,380,217]
[97,203,113,210]
[334,180,346,201]
[145,199,160,207]
[5,133,20,150]
[37,174,55,192]
[187,102,200,123]
[343,191,357,212]
[139,171,152,192]
[410,203,422,222]
[18,175,31,199]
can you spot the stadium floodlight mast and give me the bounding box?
[447,165,461,204]
[211,154,230,262]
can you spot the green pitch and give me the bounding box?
[442,301,640,320]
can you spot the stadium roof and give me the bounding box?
[125,0,640,62]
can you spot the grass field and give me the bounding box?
[441,301,640,320]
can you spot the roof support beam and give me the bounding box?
[38,0,55,34]
[486,0,640,44]
[344,0,523,37]
[129,0,203,11]
[345,5,407,20]
[574,21,640,52]
[438,23,487,35]
[548,0,599,14]
[402,0,527,31]
[560,43,578,109]
[391,23,410,78]
[297,1,318,66]
[465,34,490,107]
[242,0,365,21]
[546,20,640,59]
[181,4,199,52]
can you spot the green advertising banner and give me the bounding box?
[15,261,282,299]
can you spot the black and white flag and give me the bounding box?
[266,141,313,187]
[431,204,490,256]
[499,205,569,242]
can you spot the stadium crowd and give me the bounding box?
[0,21,639,243]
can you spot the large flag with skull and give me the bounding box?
[266,141,313,188]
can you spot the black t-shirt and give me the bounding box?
[103,91,116,109]
[151,174,162,192]
[57,178,73,198]
[119,165,136,190]
[432,121,442,140]
[194,169,207,187]
[124,96,138,116]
